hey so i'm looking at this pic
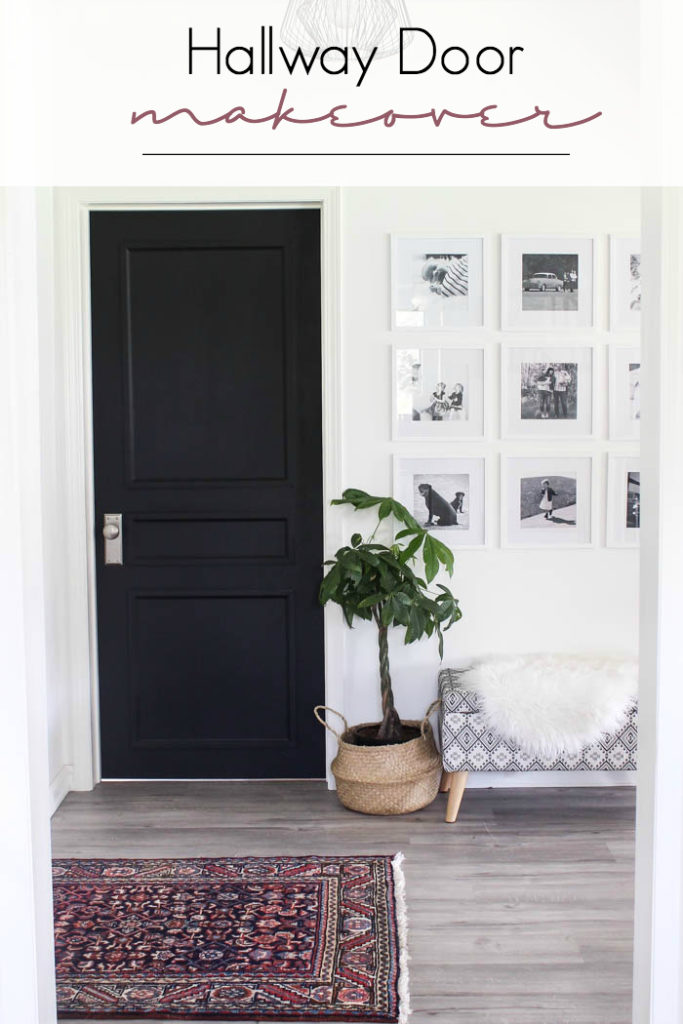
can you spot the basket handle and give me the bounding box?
[314,705,349,739]
[420,698,442,738]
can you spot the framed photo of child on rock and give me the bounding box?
[502,456,595,548]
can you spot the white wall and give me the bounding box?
[339,187,641,774]
[0,188,57,1024]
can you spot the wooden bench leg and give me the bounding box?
[445,771,468,823]
[439,770,453,793]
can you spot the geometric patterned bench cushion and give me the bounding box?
[439,668,638,772]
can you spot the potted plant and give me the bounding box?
[316,489,461,814]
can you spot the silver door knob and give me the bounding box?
[103,513,123,565]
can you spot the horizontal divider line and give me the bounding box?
[142,151,571,157]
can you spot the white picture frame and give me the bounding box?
[607,455,640,548]
[609,344,641,440]
[501,235,595,331]
[391,343,486,441]
[501,345,594,440]
[391,235,484,330]
[501,455,595,548]
[393,455,487,549]
[610,236,641,332]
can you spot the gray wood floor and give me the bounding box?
[51,782,636,1024]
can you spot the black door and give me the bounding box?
[90,209,324,778]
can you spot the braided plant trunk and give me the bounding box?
[375,617,403,744]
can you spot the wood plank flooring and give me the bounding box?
[51,782,636,1024]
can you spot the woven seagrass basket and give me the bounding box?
[314,702,442,815]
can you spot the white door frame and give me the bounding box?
[54,186,345,789]
[1,188,58,1024]
[631,188,683,1023]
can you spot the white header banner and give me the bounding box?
[0,0,657,185]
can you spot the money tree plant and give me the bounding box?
[319,489,462,745]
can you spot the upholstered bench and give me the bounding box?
[438,668,638,823]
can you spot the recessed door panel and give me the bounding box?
[125,246,287,484]
[130,593,293,746]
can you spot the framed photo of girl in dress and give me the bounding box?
[391,236,484,330]
[501,456,595,548]
[501,236,595,331]
[501,345,594,439]
[392,344,485,440]
[607,455,640,548]
[393,456,487,549]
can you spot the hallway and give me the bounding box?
[52,782,636,1024]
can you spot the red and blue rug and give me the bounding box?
[53,855,409,1022]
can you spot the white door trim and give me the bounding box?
[54,186,344,788]
[632,187,683,1024]
[0,188,58,1024]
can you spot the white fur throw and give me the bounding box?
[461,654,638,760]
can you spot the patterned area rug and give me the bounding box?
[53,855,409,1022]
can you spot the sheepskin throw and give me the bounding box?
[461,654,638,760]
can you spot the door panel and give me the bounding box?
[129,593,293,745]
[125,245,287,483]
[90,209,324,778]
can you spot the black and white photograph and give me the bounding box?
[520,361,578,420]
[609,345,641,440]
[629,362,641,422]
[522,253,579,312]
[394,456,487,548]
[391,236,484,330]
[610,236,641,331]
[502,236,595,330]
[626,472,641,529]
[607,456,641,547]
[502,456,594,547]
[414,473,471,531]
[502,346,593,438]
[392,345,485,439]
[520,474,577,528]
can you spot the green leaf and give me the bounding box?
[422,535,439,583]
[356,549,381,566]
[378,499,392,520]
[430,536,455,576]
[395,527,418,540]
[319,563,342,605]
[350,533,362,548]
[399,534,424,564]
[381,602,394,626]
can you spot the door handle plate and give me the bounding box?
[103,513,123,565]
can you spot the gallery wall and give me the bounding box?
[338,187,641,781]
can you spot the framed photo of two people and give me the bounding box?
[501,345,594,439]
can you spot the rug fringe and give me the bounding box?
[391,851,411,1023]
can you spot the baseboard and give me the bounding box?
[465,770,635,789]
[50,764,74,814]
